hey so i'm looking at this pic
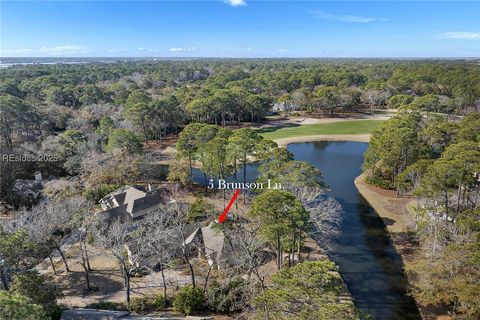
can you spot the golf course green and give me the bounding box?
[258,120,385,140]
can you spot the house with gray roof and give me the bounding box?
[125,222,226,271]
[97,186,164,223]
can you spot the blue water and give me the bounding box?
[194,141,420,319]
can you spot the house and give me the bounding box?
[99,185,148,211]
[176,222,226,267]
[201,223,225,267]
[272,102,286,112]
[97,185,164,223]
[125,222,226,271]
[272,101,300,113]
[11,179,43,200]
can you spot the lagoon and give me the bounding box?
[288,141,420,320]
[193,141,420,319]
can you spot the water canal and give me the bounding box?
[194,141,420,319]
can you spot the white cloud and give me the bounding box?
[310,10,381,23]
[437,32,480,40]
[40,45,87,55]
[137,47,159,52]
[169,46,197,52]
[107,48,128,53]
[276,48,288,53]
[225,0,246,6]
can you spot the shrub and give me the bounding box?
[129,296,155,313]
[173,286,205,315]
[153,293,168,309]
[188,197,212,222]
[206,277,249,313]
[169,257,185,268]
[0,291,48,320]
[128,294,167,313]
[84,183,119,202]
[365,176,393,189]
[86,301,126,311]
[46,304,67,320]
[11,271,62,309]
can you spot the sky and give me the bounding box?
[1,0,479,58]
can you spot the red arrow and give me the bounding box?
[218,189,241,224]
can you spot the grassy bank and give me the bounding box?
[258,120,384,140]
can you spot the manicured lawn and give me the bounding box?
[258,120,384,140]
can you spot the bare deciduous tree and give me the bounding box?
[93,219,148,307]
[289,186,342,251]
[20,196,89,273]
[223,220,267,291]
[163,202,199,288]
[71,200,95,291]
[142,210,175,308]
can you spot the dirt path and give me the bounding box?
[47,246,194,308]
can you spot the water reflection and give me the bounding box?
[192,141,420,319]
[288,141,420,320]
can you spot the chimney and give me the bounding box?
[34,171,42,181]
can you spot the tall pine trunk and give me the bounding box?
[290,232,296,266]
[276,233,282,269]
[204,172,208,193]
[297,233,301,262]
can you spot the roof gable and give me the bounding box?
[124,188,146,204]
[201,223,225,263]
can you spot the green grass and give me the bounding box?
[258,120,385,140]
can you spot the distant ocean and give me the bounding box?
[0,57,195,68]
[2,57,477,68]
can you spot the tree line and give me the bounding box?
[2,59,479,206]
[1,124,362,318]
[363,110,480,319]
[2,59,479,145]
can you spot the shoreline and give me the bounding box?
[354,173,413,234]
[274,137,434,319]
[273,133,370,146]
[354,173,439,319]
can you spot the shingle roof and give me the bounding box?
[99,185,147,208]
[96,204,132,224]
[126,192,163,215]
[201,223,225,262]
[112,192,127,206]
[124,188,146,204]
[98,188,165,222]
